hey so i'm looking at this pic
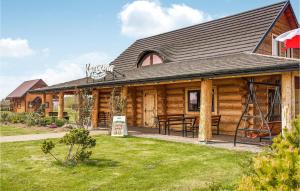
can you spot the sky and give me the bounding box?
[0,0,299,99]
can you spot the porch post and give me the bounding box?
[281,72,294,132]
[121,86,128,116]
[198,79,213,142]
[131,87,137,126]
[42,93,46,104]
[92,89,100,128]
[76,90,83,122]
[58,92,64,119]
[41,93,46,116]
[47,93,53,116]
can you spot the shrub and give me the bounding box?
[55,119,66,127]
[41,128,96,165]
[25,112,41,126]
[237,117,300,191]
[38,117,54,126]
[0,112,9,122]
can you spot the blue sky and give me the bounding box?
[1,0,299,99]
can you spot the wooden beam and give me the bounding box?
[198,79,213,142]
[281,72,294,132]
[161,85,167,116]
[91,89,100,128]
[58,92,64,119]
[76,92,83,122]
[121,86,128,116]
[131,87,137,126]
[42,93,46,104]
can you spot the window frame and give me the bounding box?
[185,87,218,115]
[285,48,293,58]
[138,53,163,67]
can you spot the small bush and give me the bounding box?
[38,117,54,126]
[41,128,96,165]
[237,116,300,191]
[0,112,9,122]
[55,119,66,127]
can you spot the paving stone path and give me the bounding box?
[0,128,261,152]
[0,130,108,143]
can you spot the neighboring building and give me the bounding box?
[6,79,49,113]
[32,1,299,141]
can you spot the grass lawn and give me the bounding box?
[0,125,57,136]
[0,135,252,191]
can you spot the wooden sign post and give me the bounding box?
[111,116,128,136]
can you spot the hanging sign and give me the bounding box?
[86,63,114,80]
[111,116,128,137]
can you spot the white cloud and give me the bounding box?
[0,51,111,99]
[31,52,111,85]
[119,0,212,38]
[0,38,35,58]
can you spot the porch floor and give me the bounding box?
[127,126,268,152]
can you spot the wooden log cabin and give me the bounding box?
[32,1,300,142]
[6,79,50,113]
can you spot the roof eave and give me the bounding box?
[30,62,299,93]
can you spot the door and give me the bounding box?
[143,90,157,127]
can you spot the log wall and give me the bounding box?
[94,75,284,135]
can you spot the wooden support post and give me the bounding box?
[42,93,46,104]
[92,89,100,129]
[47,94,53,115]
[131,87,137,126]
[58,92,64,119]
[161,85,167,116]
[281,72,294,132]
[76,91,83,122]
[121,86,128,116]
[198,79,213,142]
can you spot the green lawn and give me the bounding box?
[0,125,54,136]
[0,135,252,191]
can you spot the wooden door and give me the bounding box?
[143,90,157,127]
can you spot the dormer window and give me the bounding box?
[139,53,163,67]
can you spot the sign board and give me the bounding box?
[111,116,128,137]
[86,63,114,80]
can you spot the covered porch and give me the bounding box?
[88,71,299,145]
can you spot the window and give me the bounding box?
[285,48,293,58]
[272,34,280,56]
[187,90,200,112]
[186,87,217,113]
[139,53,163,67]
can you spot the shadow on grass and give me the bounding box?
[52,158,119,169]
[84,158,119,168]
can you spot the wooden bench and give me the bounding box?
[157,114,184,134]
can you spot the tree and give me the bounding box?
[41,128,96,165]
[74,88,94,129]
[237,116,300,191]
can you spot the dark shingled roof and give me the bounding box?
[32,53,300,92]
[31,1,300,93]
[7,79,47,98]
[111,1,288,71]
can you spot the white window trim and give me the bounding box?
[272,34,280,57]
